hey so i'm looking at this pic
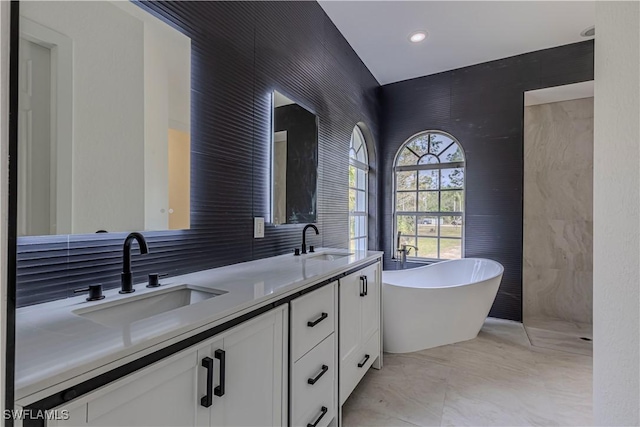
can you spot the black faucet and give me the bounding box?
[301,224,319,254]
[120,232,149,294]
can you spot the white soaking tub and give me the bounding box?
[382,258,504,353]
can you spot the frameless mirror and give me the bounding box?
[271,91,318,225]
[18,1,191,236]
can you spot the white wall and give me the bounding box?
[142,18,191,231]
[143,23,170,231]
[20,1,146,234]
[593,1,640,425]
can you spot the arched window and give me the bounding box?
[393,131,465,260]
[349,125,369,251]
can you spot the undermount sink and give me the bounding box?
[73,285,227,328]
[307,253,352,261]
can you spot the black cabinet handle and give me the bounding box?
[357,354,370,368]
[364,275,368,296]
[200,357,214,408]
[214,349,225,397]
[307,312,328,327]
[359,276,366,297]
[307,365,329,385]
[307,406,328,427]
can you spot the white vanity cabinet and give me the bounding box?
[290,282,338,427]
[338,263,381,406]
[50,307,287,427]
[23,256,384,427]
[50,350,201,427]
[287,260,382,426]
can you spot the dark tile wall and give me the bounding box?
[14,1,593,323]
[379,41,594,321]
[15,1,382,307]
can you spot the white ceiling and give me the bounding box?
[319,1,595,85]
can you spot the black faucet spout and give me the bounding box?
[301,224,319,254]
[121,232,149,294]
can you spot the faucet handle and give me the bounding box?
[147,273,168,288]
[74,284,105,302]
[309,245,315,253]
[294,248,301,256]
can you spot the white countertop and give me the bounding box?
[15,248,383,403]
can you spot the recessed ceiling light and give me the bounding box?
[581,26,595,37]
[409,31,427,43]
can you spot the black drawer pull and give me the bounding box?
[307,364,329,385]
[307,406,328,427]
[359,275,368,296]
[357,354,370,368]
[214,349,225,397]
[307,312,328,327]
[200,357,214,407]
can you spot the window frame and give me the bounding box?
[392,130,465,262]
[349,125,369,252]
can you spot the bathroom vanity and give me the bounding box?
[14,249,382,427]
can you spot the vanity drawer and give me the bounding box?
[291,282,336,361]
[339,329,379,406]
[295,402,334,427]
[292,334,335,424]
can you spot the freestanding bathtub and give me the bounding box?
[383,258,504,353]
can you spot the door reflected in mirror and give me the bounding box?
[271,91,318,225]
[18,1,191,236]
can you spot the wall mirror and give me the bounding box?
[18,1,191,236]
[271,91,318,225]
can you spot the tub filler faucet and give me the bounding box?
[398,244,418,269]
[396,231,417,269]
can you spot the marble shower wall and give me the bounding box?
[524,97,594,324]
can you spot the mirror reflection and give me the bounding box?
[18,1,191,236]
[271,91,318,225]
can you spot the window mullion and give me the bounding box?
[437,168,442,259]
[395,162,464,172]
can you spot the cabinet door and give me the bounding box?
[51,307,285,427]
[360,263,380,342]
[217,308,285,427]
[339,272,362,364]
[53,350,201,427]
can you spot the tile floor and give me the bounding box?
[342,318,593,426]
[524,317,593,356]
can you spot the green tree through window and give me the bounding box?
[394,132,464,260]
